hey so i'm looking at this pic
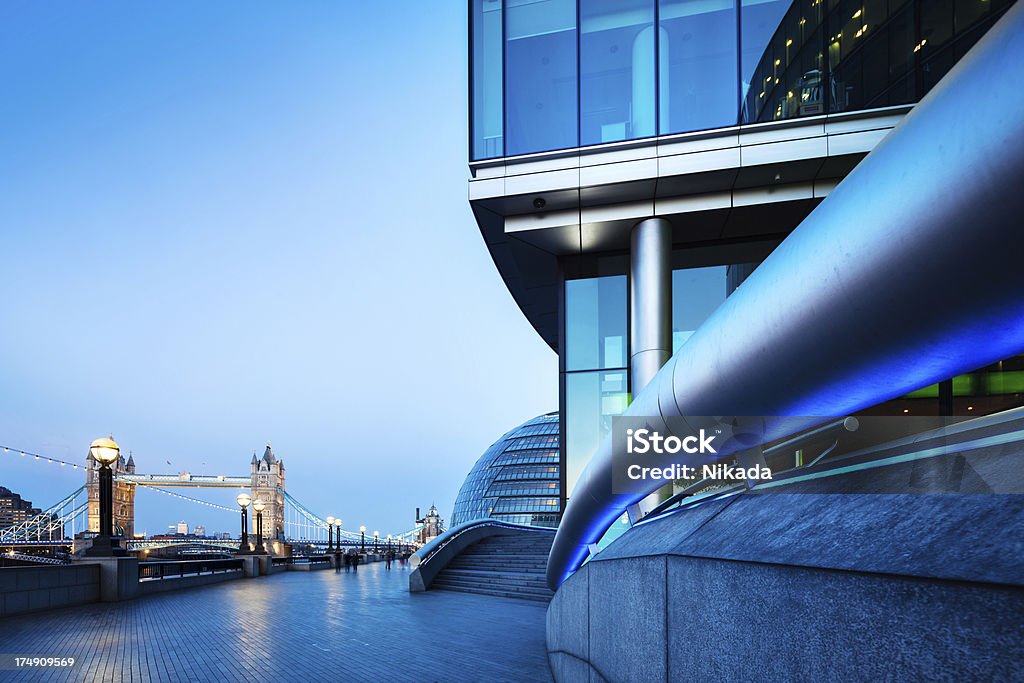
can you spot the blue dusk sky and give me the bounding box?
[0,2,557,537]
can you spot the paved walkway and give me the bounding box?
[0,562,552,682]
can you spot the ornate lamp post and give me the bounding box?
[236,493,251,555]
[359,525,366,553]
[253,500,266,554]
[326,516,335,552]
[387,534,393,553]
[85,436,126,557]
[334,518,342,551]
[373,530,379,552]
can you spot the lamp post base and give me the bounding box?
[84,536,127,557]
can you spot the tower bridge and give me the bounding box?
[1,442,428,557]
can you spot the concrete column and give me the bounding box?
[629,218,672,395]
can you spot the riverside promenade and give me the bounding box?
[0,561,551,682]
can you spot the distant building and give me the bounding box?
[250,444,286,540]
[0,486,42,529]
[176,520,188,535]
[415,505,444,545]
[450,413,560,529]
[193,525,206,538]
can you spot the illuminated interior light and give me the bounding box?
[775,58,781,66]
[853,9,862,19]
[786,39,793,47]
[787,91,794,98]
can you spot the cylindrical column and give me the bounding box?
[99,465,113,537]
[630,218,672,395]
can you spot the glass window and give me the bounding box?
[659,0,739,134]
[742,0,825,123]
[566,276,628,371]
[565,369,629,498]
[506,0,578,155]
[580,0,656,145]
[740,0,790,120]
[671,266,727,352]
[472,0,504,160]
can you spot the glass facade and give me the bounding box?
[580,0,656,145]
[564,275,630,499]
[450,413,561,528]
[672,266,727,351]
[562,266,744,501]
[471,0,1017,159]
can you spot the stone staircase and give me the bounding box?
[430,531,555,602]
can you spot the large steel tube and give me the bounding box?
[548,3,1024,590]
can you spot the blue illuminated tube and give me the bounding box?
[547,2,1024,591]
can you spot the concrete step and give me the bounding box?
[434,570,552,588]
[432,577,554,601]
[431,582,552,603]
[440,568,551,587]
[451,558,547,568]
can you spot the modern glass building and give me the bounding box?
[468,0,1020,510]
[450,413,561,528]
[467,4,1024,679]
[472,0,1016,160]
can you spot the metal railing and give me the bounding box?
[412,519,553,569]
[138,558,244,581]
[288,555,331,566]
[645,417,861,519]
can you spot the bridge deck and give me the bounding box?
[0,561,550,681]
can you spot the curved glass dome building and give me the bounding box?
[450,412,561,528]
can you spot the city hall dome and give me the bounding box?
[450,412,560,528]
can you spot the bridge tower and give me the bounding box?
[86,449,136,538]
[250,444,285,543]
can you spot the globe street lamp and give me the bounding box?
[253,500,266,554]
[373,530,379,552]
[85,436,126,557]
[359,525,366,553]
[236,493,251,555]
[326,516,335,552]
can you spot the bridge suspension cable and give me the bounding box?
[0,485,88,544]
[0,444,86,470]
[133,482,238,513]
